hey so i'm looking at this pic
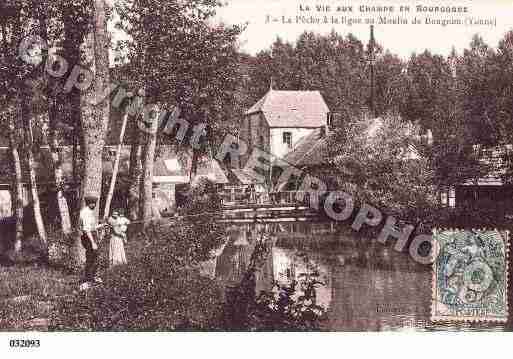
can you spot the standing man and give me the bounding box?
[79,196,103,290]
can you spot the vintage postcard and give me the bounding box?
[2,0,513,354]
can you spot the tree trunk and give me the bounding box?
[22,82,47,245]
[71,116,81,208]
[103,109,129,219]
[70,0,110,269]
[127,124,143,221]
[8,104,24,254]
[61,2,88,268]
[61,2,84,225]
[49,102,72,235]
[79,0,110,212]
[190,148,199,183]
[139,105,159,223]
[40,2,72,236]
[72,127,78,187]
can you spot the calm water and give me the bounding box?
[200,222,509,331]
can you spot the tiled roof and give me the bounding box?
[282,128,329,167]
[230,169,266,185]
[209,161,230,184]
[461,146,512,186]
[153,149,229,184]
[0,146,229,185]
[245,90,329,128]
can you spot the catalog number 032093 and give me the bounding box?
[9,339,40,348]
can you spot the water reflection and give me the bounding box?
[204,222,507,331]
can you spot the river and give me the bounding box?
[200,222,509,331]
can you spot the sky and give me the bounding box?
[212,0,513,58]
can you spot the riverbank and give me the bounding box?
[0,265,78,330]
[1,222,226,331]
[0,245,225,331]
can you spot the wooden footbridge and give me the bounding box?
[218,191,325,223]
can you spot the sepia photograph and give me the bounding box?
[2,0,513,354]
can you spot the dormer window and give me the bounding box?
[283,132,292,148]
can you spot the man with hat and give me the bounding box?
[79,195,103,289]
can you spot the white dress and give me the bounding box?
[108,217,130,267]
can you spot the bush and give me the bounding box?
[221,241,327,331]
[250,278,327,331]
[51,263,224,331]
[50,235,225,330]
[0,265,76,331]
[431,201,510,229]
[50,187,226,331]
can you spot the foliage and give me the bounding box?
[51,220,225,330]
[50,184,225,330]
[0,264,77,331]
[51,262,223,331]
[2,184,227,331]
[221,238,326,331]
[400,36,513,186]
[431,201,511,230]
[249,254,327,331]
[400,50,454,131]
[115,0,244,151]
[327,114,438,222]
[240,30,408,120]
[177,177,225,263]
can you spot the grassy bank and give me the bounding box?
[0,265,78,331]
[0,233,225,331]
[1,181,230,331]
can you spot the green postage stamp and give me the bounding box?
[432,229,509,322]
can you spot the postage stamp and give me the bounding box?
[432,229,509,322]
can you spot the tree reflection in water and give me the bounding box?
[208,223,506,331]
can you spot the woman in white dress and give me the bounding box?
[107,210,130,267]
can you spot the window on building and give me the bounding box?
[283,132,292,148]
[440,191,448,206]
[440,187,456,208]
[448,187,456,208]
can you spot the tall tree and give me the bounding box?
[127,118,143,220]
[48,101,73,235]
[138,103,158,221]
[327,115,437,222]
[22,79,47,246]
[37,0,73,236]
[243,30,407,120]
[60,1,89,221]
[1,2,29,255]
[457,35,498,146]
[7,105,24,254]
[79,0,111,212]
[116,0,242,219]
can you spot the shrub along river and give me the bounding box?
[200,222,510,331]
